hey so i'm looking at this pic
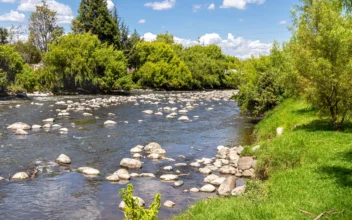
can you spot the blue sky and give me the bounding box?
[0,0,300,58]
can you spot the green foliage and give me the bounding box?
[134,41,192,89]
[0,27,9,45]
[156,32,174,44]
[119,184,161,220]
[28,0,63,52]
[234,42,295,117]
[43,33,127,92]
[15,64,38,92]
[0,44,25,91]
[291,0,352,130]
[73,0,119,46]
[179,44,234,89]
[13,41,41,64]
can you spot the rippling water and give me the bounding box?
[0,91,253,219]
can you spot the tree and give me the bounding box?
[13,41,41,64]
[0,45,26,92]
[156,32,174,44]
[126,29,142,69]
[0,28,9,45]
[291,0,352,130]
[43,33,127,92]
[73,0,119,46]
[134,41,192,89]
[28,0,63,52]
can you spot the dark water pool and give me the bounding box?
[0,91,254,220]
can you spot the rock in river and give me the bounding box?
[0,177,4,181]
[217,176,236,196]
[15,129,28,135]
[144,142,161,153]
[104,120,117,125]
[56,154,71,164]
[204,174,219,183]
[174,180,184,187]
[160,174,178,181]
[12,172,29,180]
[120,158,143,169]
[164,200,176,208]
[77,167,100,176]
[200,184,216,193]
[43,118,55,123]
[7,122,31,130]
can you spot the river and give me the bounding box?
[0,91,253,219]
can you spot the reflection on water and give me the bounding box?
[0,92,253,219]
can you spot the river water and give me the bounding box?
[0,91,253,220]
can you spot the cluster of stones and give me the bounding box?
[6,119,68,135]
[182,145,256,196]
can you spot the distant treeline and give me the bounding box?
[0,0,241,95]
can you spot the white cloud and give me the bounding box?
[57,15,74,24]
[143,32,271,59]
[145,0,176,11]
[0,0,16,3]
[279,20,286,25]
[193,5,202,12]
[220,0,265,10]
[138,19,146,24]
[142,32,157,42]
[0,10,25,22]
[18,0,73,15]
[208,3,215,10]
[107,0,114,10]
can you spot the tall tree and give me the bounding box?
[72,0,119,46]
[0,28,9,45]
[28,0,63,52]
[291,0,352,130]
[156,32,174,44]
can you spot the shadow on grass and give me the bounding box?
[295,119,352,133]
[319,151,352,188]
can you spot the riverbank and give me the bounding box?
[175,98,352,219]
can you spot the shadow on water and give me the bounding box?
[318,151,352,188]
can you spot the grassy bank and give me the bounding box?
[175,99,352,220]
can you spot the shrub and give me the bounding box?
[119,184,161,220]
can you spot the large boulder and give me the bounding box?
[12,172,29,180]
[56,154,71,164]
[120,158,143,169]
[238,157,254,170]
[217,176,236,196]
[7,122,31,130]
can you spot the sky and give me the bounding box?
[0,0,300,58]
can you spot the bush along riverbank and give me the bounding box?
[175,98,352,220]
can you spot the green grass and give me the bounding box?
[174,99,352,220]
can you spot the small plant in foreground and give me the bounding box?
[119,184,161,220]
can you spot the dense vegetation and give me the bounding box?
[0,0,242,94]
